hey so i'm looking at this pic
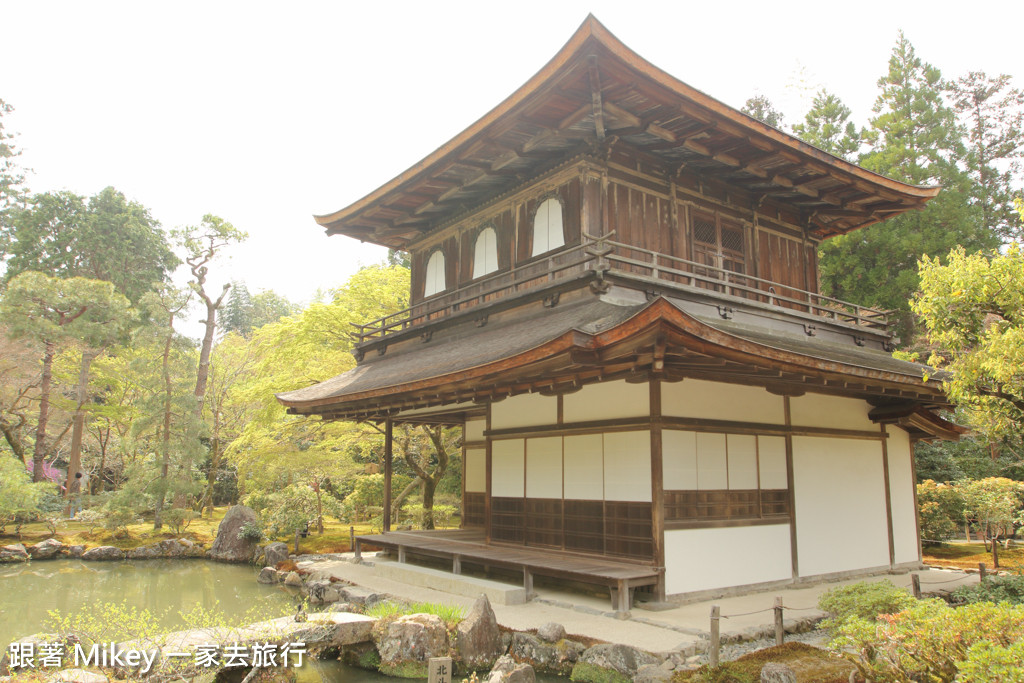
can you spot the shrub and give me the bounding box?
[161,507,197,534]
[917,479,964,543]
[830,600,1024,683]
[817,580,916,634]
[0,458,50,536]
[74,508,106,534]
[237,520,265,543]
[958,640,1024,683]
[953,574,1024,605]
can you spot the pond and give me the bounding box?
[0,559,416,682]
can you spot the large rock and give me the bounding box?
[306,580,342,605]
[635,664,673,683]
[157,538,202,558]
[509,632,584,676]
[127,544,163,560]
[209,505,259,563]
[283,571,303,587]
[49,669,109,683]
[570,644,659,683]
[257,567,280,584]
[486,655,536,683]
[536,622,566,643]
[340,585,386,607]
[82,546,125,561]
[0,544,29,563]
[262,542,289,567]
[375,613,449,677]
[67,545,85,558]
[760,662,797,683]
[456,595,504,671]
[28,538,64,560]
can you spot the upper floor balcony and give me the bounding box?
[351,233,891,347]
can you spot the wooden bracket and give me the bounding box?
[420,330,433,343]
[803,324,816,336]
[353,348,365,362]
[475,315,489,328]
[717,305,734,320]
[543,293,561,308]
[377,344,388,356]
[853,335,866,347]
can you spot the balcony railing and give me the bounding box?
[351,234,891,344]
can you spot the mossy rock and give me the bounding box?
[570,662,632,683]
[379,660,430,679]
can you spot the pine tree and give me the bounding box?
[949,72,1024,243]
[741,95,785,129]
[220,281,254,337]
[818,33,998,340]
[791,90,862,160]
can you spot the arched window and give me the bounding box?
[531,197,565,257]
[423,250,446,297]
[473,227,499,279]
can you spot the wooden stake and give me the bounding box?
[774,596,784,646]
[710,605,721,668]
[911,573,921,599]
[349,525,355,552]
[979,562,987,583]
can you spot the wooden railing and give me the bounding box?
[351,234,891,344]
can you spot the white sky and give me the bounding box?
[3,1,1022,337]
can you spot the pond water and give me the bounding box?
[0,559,558,682]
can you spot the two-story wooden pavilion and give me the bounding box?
[278,16,958,612]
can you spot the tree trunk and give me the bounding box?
[153,318,174,531]
[391,477,420,521]
[1,417,28,466]
[422,476,438,530]
[65,349,98,499]
[201,408,222,516]
[194,296,220,413]
[32,342,56,482]
[94,423,110,494]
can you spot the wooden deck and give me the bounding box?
[354,529,662,613]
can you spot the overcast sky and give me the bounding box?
[3,1,1022,337]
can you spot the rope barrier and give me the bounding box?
[719,607,775,619]
[918,575,975,586]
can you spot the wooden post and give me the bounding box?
[349,525,355,552]
[384,417,393,533]
[709,605,721,668]
[911,573,921,599]
[523,568,534,598]
[993,536,1000,568]
[774,596,784,646]
[353,538,362,562]
[453,555,461,575]
[979,562,987,583]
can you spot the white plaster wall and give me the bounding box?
[663,430,697,489]
[465,448,486,493]
[888,427,920,564]
[526,437,563,499]
[793,436,890,576]
[728,435,758,489]
[490,393,557,430]
[603,431,651,502]
[662,380,784,423]
[789,394,876,431]
[759,436,788,489]
[665,525,792,594]
[696,433,727,490]
[491,439,524,497]
[563,379,649,423]
[465,419,486,443]
[564,434,603,500]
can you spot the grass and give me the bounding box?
[922,541,1024,571]
[0,506,393,555]
[672,643,855,683]
[365,600,466,628]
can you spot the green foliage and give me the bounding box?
[915,436,1024,483]
[0,457,50,535]
[953,574,1024,606]
[364,600,465,628]
[260,483,320,538]
[791,90,862,160]
[74,508,105,534]
[740,95,784,129]
[830,600,1024,683]
[0,98,27,230]
[958,478,1024,549]
[220,282,299,338]
[958,640,1024,683]
[237,520,265,543]
[46,601,168,650]
[917,479,964,542]
[819,33,998,338]
[161,507,197,534]
[679,663,754,683]
[816,580,916,635]
[912,242,1024,441]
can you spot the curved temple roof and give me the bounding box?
[316,15,939,249]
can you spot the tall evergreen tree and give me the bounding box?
[741,95,785,129]
[818,33,998,339]
[791,90,862,160]
[220,281,254,337]
[0,98,27,232]
[949,72,1024,243]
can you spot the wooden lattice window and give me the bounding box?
[691,212,746,276]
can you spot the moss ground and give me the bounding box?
[0,506,392,554]
[922,542,1024,571]
[672,643,855,683]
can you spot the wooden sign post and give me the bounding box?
[428,657,453,683]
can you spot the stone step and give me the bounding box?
[372,557,527,605]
